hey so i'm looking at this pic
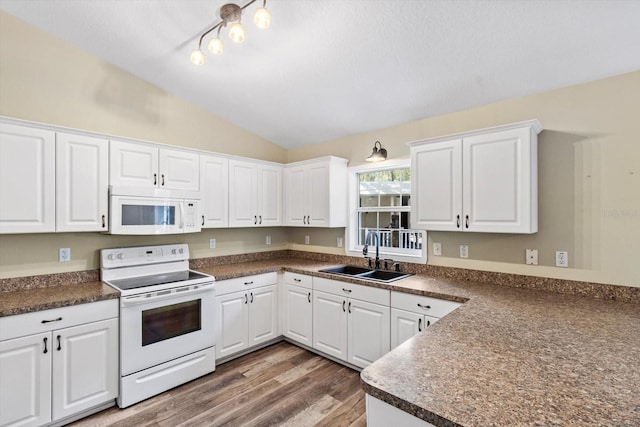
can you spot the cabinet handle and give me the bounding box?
[201,215,205,226]
[342,300,346,312]
[244,293,248,304]
[294,278,301,282]
[153,173,157,185]
[426,320,431,328]
[57,335,61,351]
[417,303,431,310]
[348,301,351,314]
[307,216,310,224]
[161,174,165,186]
[41,317,62,324]
[342,288,352,293]
[308,292,311,303]
[465,215,469,229]
[254,215,257,225]
[244,281,254,285]
[456,215,460,228]
[250,292,254,303]
[102,215,106,228]
[418,318,422,332]
[43,337,48,354]
[259,215,262,224]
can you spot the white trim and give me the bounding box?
[346,160,427,264]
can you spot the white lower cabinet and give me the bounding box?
[215,273,278,360]
[282,272,313,346]
[390,292,462,350]
[0,300,118,427]
[366,394,435,427]
[312,278,390,369]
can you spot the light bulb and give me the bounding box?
[229,22,245,43]
[253,7,271,29]
[208,38,224,55]
[190,49,204,65]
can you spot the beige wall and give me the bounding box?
[289,71,640,287]
[1,12,638,287]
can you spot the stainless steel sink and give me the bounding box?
[318,265,412,283]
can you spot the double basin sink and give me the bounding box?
[318,265,412,283]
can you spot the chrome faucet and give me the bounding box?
[362,230,380,269]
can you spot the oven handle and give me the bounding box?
[121,283,215,307]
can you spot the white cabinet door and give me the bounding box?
[347,299,390,369]
[306,162,330,226]
[284,166,306,226]
[391,308,422,350]
[228,160,258,227]
[56,133,109,232]
[0,123,55,234]
[51,318,118,420]
[411,139,462,231]
[283,284,313,346]
[312,290,347,361]
[109,140,158,189]
[463,127,536,233]
[248,285,277,347]
[0,333,51,427]
[256,164,282,227]
[158,148,200,191]
[200,155,229,228]
[216,291,249,358]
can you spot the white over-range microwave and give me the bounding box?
[109,186,201,235]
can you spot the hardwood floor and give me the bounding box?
[71,342,366,427]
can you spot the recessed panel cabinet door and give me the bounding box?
[257,165,282,226]
[248,285,278,347]
[347,299,390,369]
[228,160,258,227]
[0,332,51,427]
[0,123,55,234]
[390,308,422,350]
[109,140,158,188]
[51,318,118,421]
[56,133,109,232]
[312,290,347,361]
[200,155,229,228]
[284,166,306,226]
[216,291,249,358]
[307,163,330,226]
[283,284,313,346]
[158,148,200,191]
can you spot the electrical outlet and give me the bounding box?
[209,238,216,249]
[459,245,469,259]
[526,249,538,265]
[433,242,442,256]
[555,251,569,267]
[59,247,71,262]
[337,237,343,248]
[304,235,310,245]
[266,235,272,245]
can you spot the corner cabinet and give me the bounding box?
[410,120,542,233]
[228,159,282,227]
[284,156,348,227]
[0,300,118,427]
[110,140,200,191]
[0,123,56,234]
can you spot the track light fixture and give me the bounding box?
[190,0,271,65]
[366,141,388,162]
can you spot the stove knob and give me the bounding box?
[171,249,177,255]
[117,253,124,260]
[107,254,114,260]
[179,248,184,254]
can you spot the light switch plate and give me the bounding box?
[433,242,442,256]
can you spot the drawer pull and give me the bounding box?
[294,278,302,282]
[417,303,431,310]
[244,281,254,285]
[41,317,62,324]
[342,288,352,293]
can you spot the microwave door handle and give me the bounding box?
[179,201,185,230]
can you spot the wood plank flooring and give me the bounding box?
[70,342,366,427]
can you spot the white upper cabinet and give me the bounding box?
[0,123,56,234]
[199,154,229,228]
[56,133,109,232]
[228,159,282,227]
[284,156,348,227]
[410,120,541,233]
[110,140,199,191]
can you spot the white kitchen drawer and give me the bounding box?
[391,291,461,319]
[215,272,278,296]
[0,299,118,341]
[313,277,390,306]
[283,271,312,289]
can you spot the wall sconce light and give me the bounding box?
[190,0,271,65]
[366,141,388,162]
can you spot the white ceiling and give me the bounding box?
[1,0,639,149]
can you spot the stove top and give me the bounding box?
[107,270,210,292]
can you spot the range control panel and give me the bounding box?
[101,244,190,269]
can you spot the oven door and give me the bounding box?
[120,283,215,376]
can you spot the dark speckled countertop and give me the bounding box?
[2,256,638,426]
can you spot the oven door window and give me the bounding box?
[122,204,176,226]
[141,299,201,346]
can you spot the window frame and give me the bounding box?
[345,159,427,264]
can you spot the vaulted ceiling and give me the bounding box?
[1,0,639,149]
